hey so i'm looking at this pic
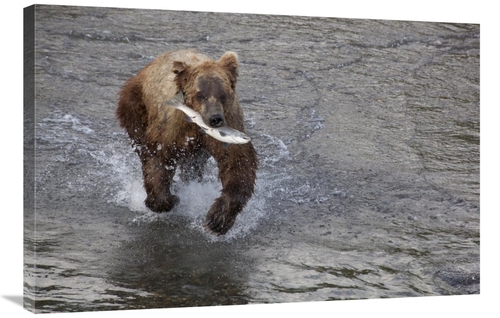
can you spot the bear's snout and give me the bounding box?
[209,113,225,128]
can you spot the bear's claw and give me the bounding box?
[205,197,237,235]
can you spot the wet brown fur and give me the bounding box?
[117,49,258,235]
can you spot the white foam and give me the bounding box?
[42,112,94,134]
[115,178,148,213]
[113,172,270,242]
[259,134,291,167]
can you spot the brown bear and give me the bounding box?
[116,49,258,235]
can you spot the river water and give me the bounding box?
[24,5,480,313]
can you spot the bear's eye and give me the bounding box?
[196,92,206,101]
[220,95,227,104]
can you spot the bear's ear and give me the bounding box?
[172,61,187,74]
[218,51,238,88]
[172,61,190,90]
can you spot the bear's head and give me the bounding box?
[172,52,238,128]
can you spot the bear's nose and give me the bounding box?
[209,114,225,128]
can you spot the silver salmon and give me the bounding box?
[165,92,251,145]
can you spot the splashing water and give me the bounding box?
[81,119,293,241]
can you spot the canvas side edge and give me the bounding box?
[23,4,36,314]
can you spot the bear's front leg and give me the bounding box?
[140,151,179,213]
[205,143,257,235]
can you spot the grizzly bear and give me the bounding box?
[116,49,258,235]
